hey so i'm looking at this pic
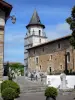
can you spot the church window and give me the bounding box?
[35,57,39,65]
[49,67,51,73]
[67,52,70,63]
[39,30,41,36]
[58,43,60,49]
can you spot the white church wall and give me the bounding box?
[33,36,47,46]
[24,37,33,46]
[28,26,44,36]
[46,75,75,89]
[24,52,28,59]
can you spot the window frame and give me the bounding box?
[58,43,61,49]
[39,30,41,36]
[67,52,70,63]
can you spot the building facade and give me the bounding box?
[0,1,12,81]
[24,10,47,75]
[27,35,75,74]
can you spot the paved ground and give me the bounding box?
[1,76,75,100]
[0,92,75,100]
[16,92,75,100]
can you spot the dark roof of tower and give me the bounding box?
[26,10,45,29]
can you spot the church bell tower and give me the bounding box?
[24,10,47,75]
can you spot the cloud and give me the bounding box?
[46,23,72,40]
[5,34,24,43]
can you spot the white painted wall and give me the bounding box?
[0,10,5,26]
[28,26,44,36]
[33,36,47,46]
[25,37,33,45]
[46,75,75,89]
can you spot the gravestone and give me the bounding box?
[59,73,68,89]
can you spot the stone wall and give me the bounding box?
[28,36,75,74]
[0,10,5,81]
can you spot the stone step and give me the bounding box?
[20,87,46,93]
[20,85,46,93]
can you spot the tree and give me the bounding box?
[9,63,24,76]
[66,6,75,48]
[3,62,9,76]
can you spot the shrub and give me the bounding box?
[2,88,16,100]
[1,80,20,98]
[45,87,58,98]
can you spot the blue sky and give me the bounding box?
[4,0,75,64]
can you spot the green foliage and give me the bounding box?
[9,63,24,69]
[2,88,16,100]
[20,68,24,76]
[71,6,75,18]
[66,17,72,25]
[45,87,58,98]
[8,73,13,81]
[9,63,24,76]
[66,5,75,48]
[4,62,9,76]
[69,36,75,48]
[1,80,20,98]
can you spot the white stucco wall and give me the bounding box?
[33,36,47,46]
[46,75,75,89]
[25,37,33,45]
[28,26,44,36]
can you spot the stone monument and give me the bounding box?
[59,73,68,90]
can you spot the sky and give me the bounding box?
[4,0,75,64]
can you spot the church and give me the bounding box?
[24,10,75,75]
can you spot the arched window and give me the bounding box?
[67,52,70,63]
[58,43,60,49]
[39,30,41,36]
[49,67,51,73]
[35,57,39,65]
